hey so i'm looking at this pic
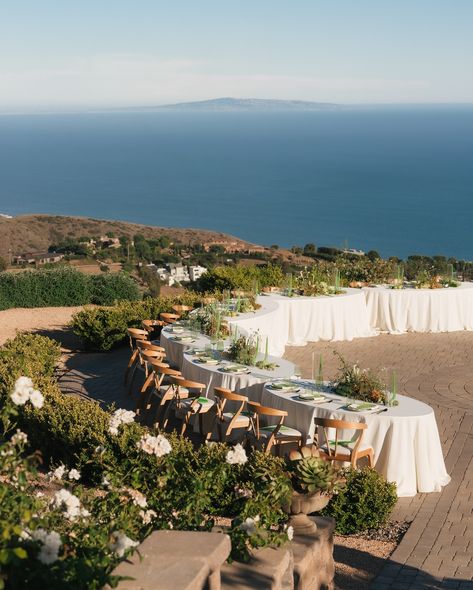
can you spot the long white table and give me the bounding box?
[182,351,295,403]
[160,326,295,402]
[363,282,473,334]
[261,382,450,497]
[227,290,376,357]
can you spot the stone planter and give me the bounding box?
[285,491,331,535]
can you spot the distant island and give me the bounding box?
[154,97,339,112]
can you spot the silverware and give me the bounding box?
[374,408,388,414]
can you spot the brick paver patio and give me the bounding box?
[60,331,473,589]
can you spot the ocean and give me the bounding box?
[0,106,472,259]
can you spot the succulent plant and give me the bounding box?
[287,447,344,495]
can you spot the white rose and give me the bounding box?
[226,444,247,465]
[29,389,44,409]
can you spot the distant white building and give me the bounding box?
[189,265,207,281]
[146,263,207,286]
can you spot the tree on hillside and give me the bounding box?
[367,250,381,261]
[303,243,317,256]
[0,257,7,272]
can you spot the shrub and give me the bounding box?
[0,268,140,310]
[89,273,140,305]
[321,467,397,534]
[193,264,286,292]
[71,294,201,350]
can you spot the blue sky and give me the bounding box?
[1,0,472,111]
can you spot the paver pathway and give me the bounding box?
[59,331,473,589]
[285,332,473,589]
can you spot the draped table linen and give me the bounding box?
[261,385,450,497]
[227,290,375,357]
[182,352,295,404]
[362,282,473,334]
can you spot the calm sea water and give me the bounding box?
[0,107,472,259]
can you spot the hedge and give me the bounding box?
[0,267,140,310]
[71,293,202,351]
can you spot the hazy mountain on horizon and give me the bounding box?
[156,97,339,111]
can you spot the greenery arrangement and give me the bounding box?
[227,335,258,366]
[295,267,344,297]
[0,268,140,311]
[71,294,201,350]
[321,467,397,534]
[333,353,388,404]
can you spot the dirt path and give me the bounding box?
[0,306,83,348]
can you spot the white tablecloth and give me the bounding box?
[160,328,209,369]
[363,283,473,334]
[261,384,450,497]
[227,290,375,357]
[182,352,295,403]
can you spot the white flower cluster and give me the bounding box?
[125,488,147,508]
[51,489,89,521]
[240,515,260,536]
[48,464,81,482]
[109,409,136,435]
[139,509,157,524]
[226,443,247,465]
[22,529,62,564]
[10,377,44,409]
[108,531,139,557]
[285,525,294,541]
[137,434,172,457]
[11,429,28,446]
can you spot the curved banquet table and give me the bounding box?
[261,383,450,497]
[227,290,375,357]
[363,282,473,334]
[182,352,295,403]
[160,326,209,369]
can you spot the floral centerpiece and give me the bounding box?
[226,334,279,370]
[414,270,459,289]
[332,353,388,404]
[188,304,229,339]
[227,335,258,366]
[295,268,345,297]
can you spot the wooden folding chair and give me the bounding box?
[313,417,374,467]
[247,401,303,455]
[131,346,167,409]
[166,377,214,436]
[171,304,194,317]
[146,363,185,426]
[124,328,149,384]
[213,387,250,442]
[159,312,180,325]
[142,319,165,338]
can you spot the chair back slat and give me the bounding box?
[313,417,367,458]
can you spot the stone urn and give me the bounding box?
[285,491,331,535]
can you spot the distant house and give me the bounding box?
[99,236,121,249]
[189,265,207,281]
[12,252,65,266]
[168,263,190,285]
[147,263,207,286]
